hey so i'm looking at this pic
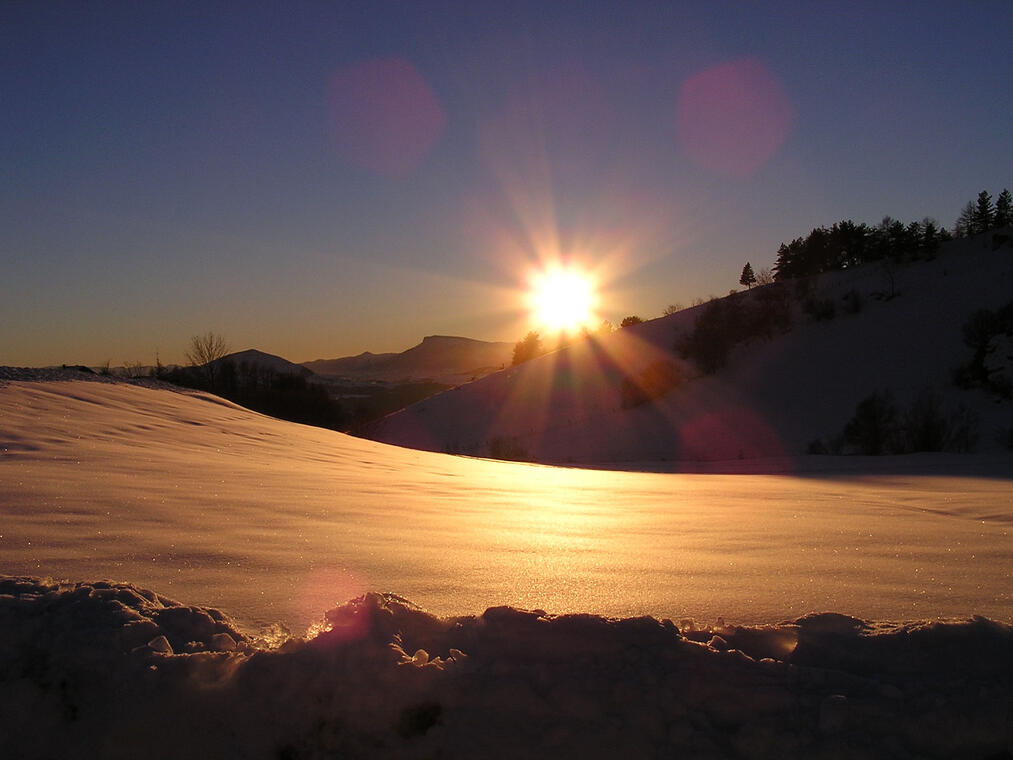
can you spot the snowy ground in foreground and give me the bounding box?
[1,375,1010,635]
[1,375,1012,757]
[3,577,1012,759]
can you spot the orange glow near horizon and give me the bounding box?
[527,264,598,335]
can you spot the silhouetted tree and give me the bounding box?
[995,189,1012,228]
[920,218,941,258]
[831,220,870,268]
[875,216,916,261]
[878,258,899,300]
[972,190,995,235]
[773,220,874,279]
[755,267,774,286]
[677,297,748,374]
[739,262,756,289]
[512,331,543,365]
[753,281,792,337]
[903,390,977,453]
[842,391,899,455]
[954,201,975,238]
[772,238,798,280]
[186,331,230,390]
[663,303,683,316]
[620,316,643,328]
[621,360,682,408]
[961,309,1000,385]
[122,360,147,378]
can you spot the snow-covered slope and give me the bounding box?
[2,375,1012,757]
[3,374,1010,632]
[367,237,1013,463]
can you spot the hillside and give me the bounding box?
[221,348,315,377]
[366,235,1013,463]
[303,335,513,384]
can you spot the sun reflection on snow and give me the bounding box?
[292,567,368,638]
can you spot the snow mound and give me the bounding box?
[3,576,1011,759]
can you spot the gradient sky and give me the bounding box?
[2,1,1011,367]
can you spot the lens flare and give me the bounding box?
[327,57,446,175]
[676,57,795,176]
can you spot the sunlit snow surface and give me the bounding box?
[2,376,1010,633]
[2,376,1013,758]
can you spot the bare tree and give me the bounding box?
[122,360,147,378]
[755,267,774,286]
[186,332,230,389]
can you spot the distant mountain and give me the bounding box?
[303,335,513,384]
[220,349,314,378]
[302,351,399,377]
[365,234,1013,463]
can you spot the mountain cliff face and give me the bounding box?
[365,236,1013,463]
[303,335,513,384]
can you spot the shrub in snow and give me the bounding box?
[831,389,979,455]
[677,296,747,374]
[679,288,796,375]
[842,391,901,455]
[903,389,978,453]
[753,281,793,337]
[806,438,830,455]
[620,360,683,408]
[803,296,836,322]
[954,300,1013,399]
[487,436,528,461]
[840,288,862,314]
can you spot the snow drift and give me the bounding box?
[3,576,1012,759]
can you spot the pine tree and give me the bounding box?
[739,261,756,288]
[995,188,1012,228]
[972,190,995,235]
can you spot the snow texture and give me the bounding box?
[2,577,1011,759]
[2,377,1010,635]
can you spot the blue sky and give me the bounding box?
[2,1,1010,366]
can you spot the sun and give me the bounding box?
[527,265,597,334]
